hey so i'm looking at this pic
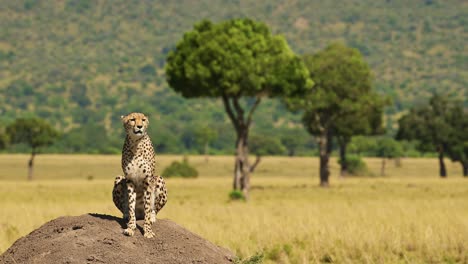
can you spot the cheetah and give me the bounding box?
[112,112,168,238]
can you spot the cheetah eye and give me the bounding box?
[142,119,146,122]
[130,118,136,122]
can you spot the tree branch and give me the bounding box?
[232,96,245,125]
[221,94,240,132]
[250,154,261,173]
[246,97,261,127]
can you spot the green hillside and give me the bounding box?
[0,0,466,153]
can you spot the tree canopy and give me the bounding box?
[166,19,312,100]
[296,43,378,134]
[7,117,59,150]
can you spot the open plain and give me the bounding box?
[0,154,467,263]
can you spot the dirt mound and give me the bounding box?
[0,214,235,264]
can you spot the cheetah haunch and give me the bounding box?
[112,112,168,238]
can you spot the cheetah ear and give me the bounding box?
[120,115,126,122]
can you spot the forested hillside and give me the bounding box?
[0,0,466,154]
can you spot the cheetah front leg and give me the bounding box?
[143,179,155,238]
[123,181,136,236]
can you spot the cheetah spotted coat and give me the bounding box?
[112,112,168,238]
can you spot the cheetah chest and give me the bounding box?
[123,155,154,184]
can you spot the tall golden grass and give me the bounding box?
[0,154,467,263]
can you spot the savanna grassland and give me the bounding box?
[0,155,467,263]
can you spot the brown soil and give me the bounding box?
[0,214,235,264]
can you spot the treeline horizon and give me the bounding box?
[0,1,466,154]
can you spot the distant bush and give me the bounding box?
[229,190,245,201]
[162,157,198,178]
[338,155,369,176]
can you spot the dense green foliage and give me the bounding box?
[297,43,384,137]
[161,157,198,178]
[166,19,311,100]
[0,1,466,154]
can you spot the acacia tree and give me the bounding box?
[334,99,386,177]
[396,95,453,177]
[166,19,312,198]
[290,43,382,186]
[375,138,403,176]
[6,117,59,180]
[280,128,308,157]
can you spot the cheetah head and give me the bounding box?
[121,112,149,139]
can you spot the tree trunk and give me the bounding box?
[438,150,447,178]
[339,140,348,177]
[381,158,386,177]
[318,131,332,187]
[221,94,260,200]
[233,161,241,190]
[28,150,36,181]
[233,127,251,199]
[462,161,468,177]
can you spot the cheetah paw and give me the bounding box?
[123,228,135,236]
[144,230,155,238]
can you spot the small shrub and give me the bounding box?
[229,190,245,201]
[320,253,334,263]
[162,157,198,178]
[338,155,369,176]
[282,243,293,257]
[234,252,264,264]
